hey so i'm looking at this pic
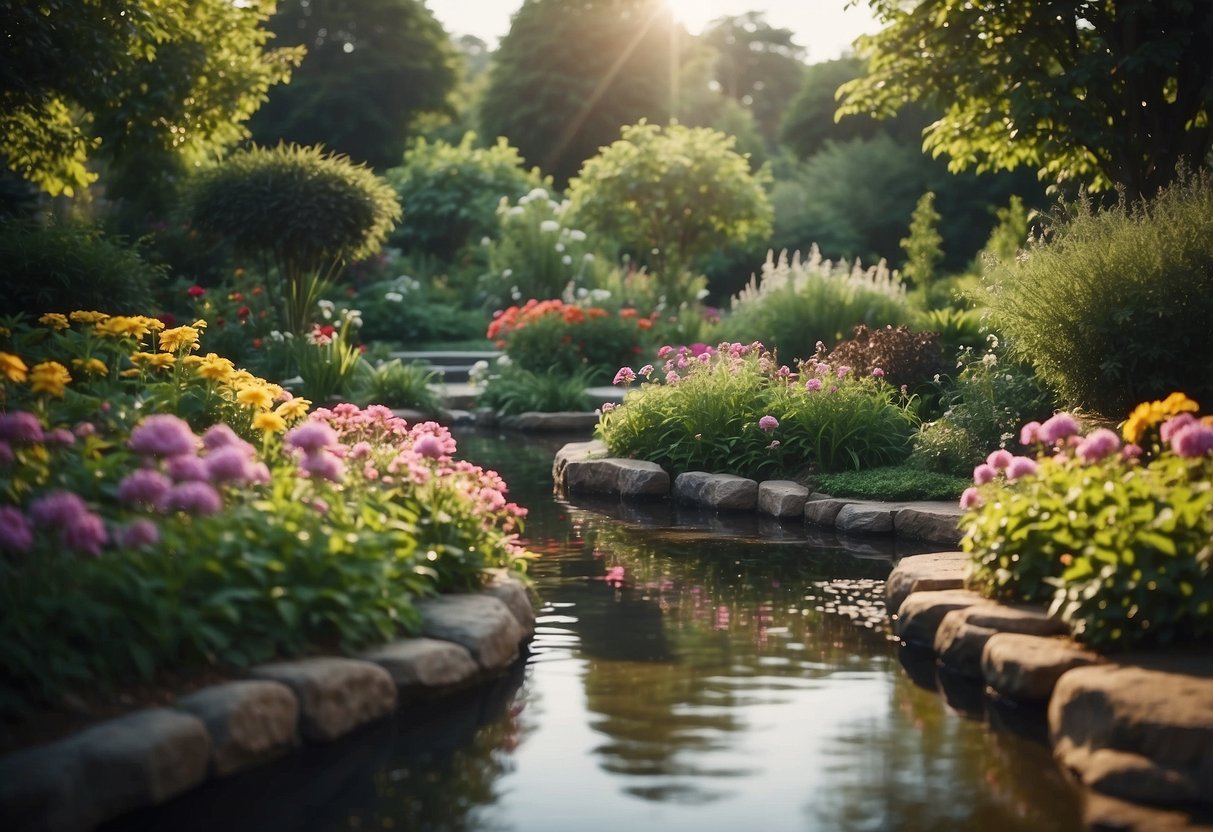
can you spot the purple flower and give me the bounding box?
[248,462,271,484]
[1038,413,1080,444]
[29,490,89,527]
[204,446,256,483]
[167,454,209,482]
[1019,421,1042,446]
[758,415,779,432]
[0,411,44,444]
[413,435,445,460]
[45,428,75,446]
[0,506,33,553]
[612,367,636,385]
[299,450,345,482]
[0,441,12,464]
[117,519,159,549]
[1160,413,1198,444]
[129,415,199,457]
[74,422,96,438]
[1172,423,1213,458]
[1076,428,1121,463]
[806,378,822,392]
[63,512,107,557]
[959,487,984,510]
[972,463,996,485]
[1122,443,1143,460]
[986,449,1014,470]
[202,423,248,452]
[285,421,339,453]
[1006,456,1039,481]
[118,468,172,508]
[165,481,223,515]
[872,367,885,378]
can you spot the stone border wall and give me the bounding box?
[553,440,965,547]
[0,573,535,832]
[887,553,1213,818]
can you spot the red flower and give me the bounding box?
[157,312,177,327]
[252,286,263,296]
[317,324,336,339]
[230,292,245,302]
[187,285,205,298]
[237,305,251,319]
[252,338,263,349]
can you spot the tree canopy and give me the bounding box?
[839,0,1213,195]
[0,0,299,198]
[478,0,678,186]
[249,0,458,170]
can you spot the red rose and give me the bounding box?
[187,285,205,298]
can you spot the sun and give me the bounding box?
[663,0,717,35]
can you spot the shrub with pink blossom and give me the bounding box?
[962,397,1213,648]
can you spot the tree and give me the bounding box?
[900,192,943,289]
[840,0,1213,196]
[478,0,678,186]
[568,121,772,297]
[0,0,299,199]
[250,0,458,170]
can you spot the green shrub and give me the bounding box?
[476,362,593,415]
[385,133,548,260]
[962,401,1213,648]
[980,172,1213,417]
[351,358,442,414]
[182,144,401,334]
[913,307,985,356]
[355,273,487,346]
[0,222,161,318]
[910,421,986,478]
[720,247,912,363]
[597,342,917,478]
[812,465,968,501]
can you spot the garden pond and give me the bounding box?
[105,430,1087,832]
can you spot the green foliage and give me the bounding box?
[963,414,1213,648]
[354,273,487,346]
[909,421,986,478]
[979,195,1031,267]
[476,362,593,416]
[0,0,300,198]
[385,133,548,260]
[352,359,442,414]
[827,324,945,394]
[250,0,458,169]
[913,307,986,357]
[182,144,401,334]
[720,248,912,363]
[841,1,1213,196]
[900,192,943,290]
[812,465,968,502]
[597,343,917,478]
[0,222,161,319]
[569,121,773,297]
[478,0,677,185]
[980,173,1213,417]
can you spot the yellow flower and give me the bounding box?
[38,313,70,331]
[193,353,234,382]
[274,397,312,421]
[119,368,141,378]
[236,385,274,411]
[69,310,110,325]
[96,316,155,342]
[29,361,71,397]
[1,351,29,383]
[1122,392,1201,444]
[158,325,201,354]
[252,411,287,433]
[71,357,109,377]
[0,326,9,337]
[130,351,176,371]
[191,319,208,330]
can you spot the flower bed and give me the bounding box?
[0,312,529,714]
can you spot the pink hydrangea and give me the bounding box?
[1019,421,1042,446]
[118,468,172,508]
[1160,413,1198,444]
[806,378,822,392]
[413,435,445,459]
[872,367,885,378]
[758,415,779,432]
[0,506,33,553]
[285,421,339,453]
[165,481,223,515]
[1006,456,1039,481]
[29,490,89,527]
[986,449,1014,470]
[45,428,75,446]
[201,423,246,451]
[1038,413,1080,444]
[299,451,345,482]
[117,519,160,549]
[972,463,996,485]
[129,414,199,457]
[0,411,44,444]
[1076,428,1121,463]
[63,512,107,557]
[638,364,654,378]
[959,487,984,510]
[612,366,636,385]
[1171,423,1213,458]
[167,454,209,483]
[835,366,851,379]
[204,446,257,484]
[657,345,673,358]
[665,371,680,385]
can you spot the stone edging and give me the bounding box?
[552,440,964,547]
[887,553,1213,810]
[0,573,535,832]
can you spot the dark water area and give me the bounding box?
[109,430,1088,832]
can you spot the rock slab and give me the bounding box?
[482,571,537,638]
[757,480,809,518]
[834,501,895,534]
[417,594,526,670]
[934,604,1068,678]
[174,681,298,777]
[894,505,964,546]
[885,551,968,613]
[360,638,481,695]
[499,411,601,432]
[894,588,994,648]
[982,633,1104,703]
[562,457,669,498]
[673,472,758,511]
[250,657,396,742]
[804,498,850,527]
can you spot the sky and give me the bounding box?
[427,0,882,63]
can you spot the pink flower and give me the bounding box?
[285,421,339,452]
[118,469,172,508]
[1122,443,1143,460]
[972,463,996,485]
[0,442,12,464]
[767,440,780,450]
[1076,428,1121,463]
[872,367,885,378]
[665,371,680,385]
[1160,413,1198,444]
[758,415,779,432]
[74,421,96,438]
[167,454,209,482]
[806,378,822,392]
[0,412,44,444]
[29,490,89,527]
[1038,413,1080,444]
[299,451,345,482]
[638,364,654,378]
[604,565,625,587]
[986,449,1014,470]
[835,366,851,379]
[612,367,636,385]
[117,519,160,549]
[248,462,271,484]
[959,487,984,510]
[204,446,256,483]
[165,481,223,515]
[600,403,616,413]
[45,428,74,446]
[129,415,199,457]
[1172,423,1213,458]
[0,506,33,553]
[349,441,373,459]
[202,423,244,450]
[1006,456,1039,481]
[63,512,107,557]
[1019,421,1042,446]
[413,435,444,459]
[657,345,672,358]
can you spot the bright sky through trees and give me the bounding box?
[427,0,879,61]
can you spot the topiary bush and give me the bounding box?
[981,172,1213,417]
[181,143,401,334]
[0,221,162,319]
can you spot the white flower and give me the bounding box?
[555,242,565,252]
[590,289,611,302]
[502,269,513,279]
[496,354,512,367]
[696,288,710,300]
[507,206,524,217]
[343,309,363,328]
[539,220,560,233]
[511,288,521,301]
[520,187,549,204]
[569,229,587,242]
[317,299,335,320]
[576,287,589,299]
[562,255,573,265]
[583,253,595,263]
[480,236,491,246]
[269,330,286,342]
[982,352,998,368]
[384,291,404,303]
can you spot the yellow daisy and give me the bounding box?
[130,351,176,371]
[157,325,202,354]
[1,351,29,383]
[236,385,274,411]
[38,313,70,331]
[274,397,312,421]
[29,361,71,397]
[252,411,287,433]
[69,310,110,325]
[71,357,109,377]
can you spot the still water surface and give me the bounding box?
[111,431,1085,832]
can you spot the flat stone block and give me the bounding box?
[934,615,1000,678]
[562,457,668,498]
[552,440,607,485]
[835,502,895,534]
[758,480,809,518]
[417,594,526,671]
[250,657,396,742]
[885,551,968,613]
[359,638,480,695]
[175,681,298,777]
[672,471,713,504]
[701,474,758,511]
[894,506,964,546]
[982,633,1103,703]
[499,411,600,432]
[482,571,536,637]
[1049,661,1213,805]
[894,588,994,648]
[804,498,849,527]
